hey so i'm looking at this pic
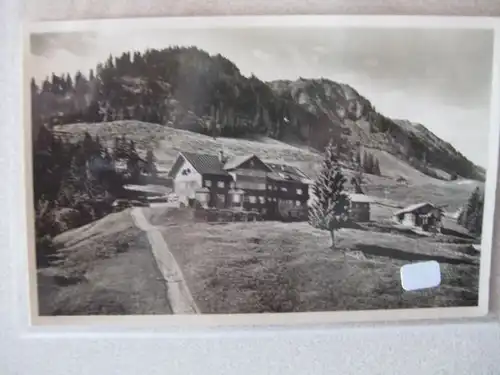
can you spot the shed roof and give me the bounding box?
[348,193,374,203]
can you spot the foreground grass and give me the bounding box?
[37,210,172,316]
[148,209,479,314]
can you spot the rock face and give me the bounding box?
[31,46,485,182]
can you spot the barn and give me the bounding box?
[392,202,443,232]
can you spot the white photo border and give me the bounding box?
[19,15,500,334]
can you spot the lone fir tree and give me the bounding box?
[309,142,350,250]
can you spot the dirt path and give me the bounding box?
[130,207,200,314]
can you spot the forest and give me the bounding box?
[33,125,155,266]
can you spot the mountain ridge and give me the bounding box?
[30,46,485,182]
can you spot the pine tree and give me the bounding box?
[308,142,350,250]
[146,149,157,176]
[65,74,73,92]
[458,187,484,236]
[363,151,374,173]
[41,78,51,93]
[74,71,83,86]
[373,157,381,176]
[363,151,369,173]
[31,78,39,95]
[355,147,361,166]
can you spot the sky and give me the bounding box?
[30,27,494,168]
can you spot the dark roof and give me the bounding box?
[223,154,255,170]
[266,163,310,179]
[170,151,312,181]
[266,162,312,183]
[180,152,229,176]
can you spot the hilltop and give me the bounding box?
[32,46,485,182]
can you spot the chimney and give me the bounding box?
[219,150,225,164]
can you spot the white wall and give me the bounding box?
[3,3,500,375]
[172,157,202,201]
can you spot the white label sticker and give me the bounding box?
[400,261,441,291]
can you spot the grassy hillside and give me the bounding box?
[146,208,479,313]
[53,120,483,212]
[37,210,172,315]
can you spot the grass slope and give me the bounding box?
[147,207,479,314]
[37,210,172,316]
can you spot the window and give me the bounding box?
[181,168,191,175]
[267,185,273,190]
[259,196,265,204]
[296,188,303,195]
[233,194,241,203]
[296,201,301,207]
[258,183,266,190]
[280,187,288,192]
[217,194,225,204]
[217,181,225,188]
[230,182,235,189]
[205,180,212,187]
[249,196,257,204]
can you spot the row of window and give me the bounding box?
[245,196,266,204]
[204,180,234,189]
[203,179,306,196]
[203,179,305,196]
[267,185,304,195]
[242,195,304,206]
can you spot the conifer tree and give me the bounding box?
[458,187,484,236]
[373,157,381,176]
[355,147,362,166]
[363,151,370,173]
[65,74,73,92]
[146,149,157,176]
[308,142,350,250]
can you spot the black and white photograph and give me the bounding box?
[27,18,496,320]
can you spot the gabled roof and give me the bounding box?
[266,162,311,183]
[170,152,229,176]
[223,154,255,170]
[393,202,437,216]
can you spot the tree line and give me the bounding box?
[30,47,307,141]
[34,126,156,266]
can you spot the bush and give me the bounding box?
[36,235,56,268]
